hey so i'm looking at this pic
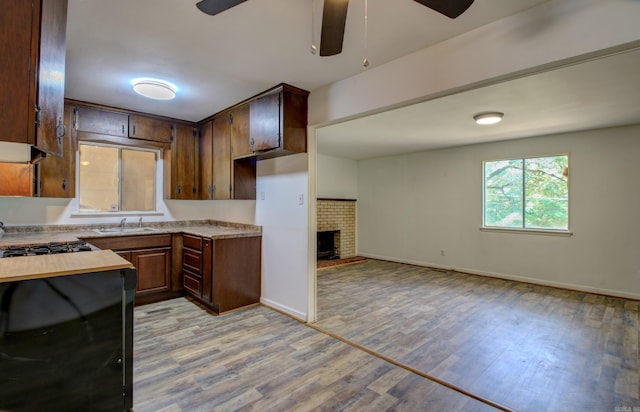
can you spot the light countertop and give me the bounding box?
[0,250,133,283]
[0,220,262,248]
[0,220,261,283]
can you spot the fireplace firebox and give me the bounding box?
[317,230,339,260]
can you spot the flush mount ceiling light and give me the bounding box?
[473,112,504,125]
[132,78,177,100]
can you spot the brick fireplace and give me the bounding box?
[316,199,356,260]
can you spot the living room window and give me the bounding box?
[483,155,569,231]
[78,143,158,213]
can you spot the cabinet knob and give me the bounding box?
[176,185,182,195]
[62,179,67,191]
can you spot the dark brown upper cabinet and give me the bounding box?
[169,124,199,200]
[37,103,76,198]
[0,0,68,156]
[199,117,232,200]
[199,121,215,199]
[249,84,309,159]
[73,105,128,137]
[229,104,252,159]
[129,115,174,143]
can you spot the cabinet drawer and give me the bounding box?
[183,270,202,296]
[183,248,202,273]
[183,234,202,251]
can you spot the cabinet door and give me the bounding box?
[0,0,67,154]
[212,115,232,199]
[131,247,171,295]
[36,0,68,156]
[129,115,174,143]
[171,124,198,199]
[74,105,128,137]
[211,236,261,313]
[249,92,281,152]
[0,1,34,144]
[198,121,214,199]
[0,163,33,196]
[230,105,252,158]
[38,103,76,197]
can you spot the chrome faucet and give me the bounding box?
[138,217,143,228]
[120,217,127,229]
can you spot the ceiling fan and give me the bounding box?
[196,0,475,56]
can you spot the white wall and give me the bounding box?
[316,154,358,199]
[255,153,309,320]
[357,124,640,299]
[0,197,256,226]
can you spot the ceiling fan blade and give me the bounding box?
[320,0,349,56]
[413,0,474,19]
[196,0,248,16]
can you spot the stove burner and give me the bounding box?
[68,240,93,252]
[2,249,28,258]
[0,241,94,258]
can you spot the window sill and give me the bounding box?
[70,211,165,218]
[480,227,573,237]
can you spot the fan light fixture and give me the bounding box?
[132,78,177,100]
[473,112,504,125]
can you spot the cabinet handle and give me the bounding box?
[249,137,255,148]
[62,179,67,191]
[176,185,182,195]
[132,125,136,135]
[122,124,125,135]
[57,117,66,139]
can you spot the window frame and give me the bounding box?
[75,142,163,216]
[481,153,572,236]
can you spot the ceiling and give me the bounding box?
[316,47,640,160]
[65,0,549,121]
[65,1,640,162]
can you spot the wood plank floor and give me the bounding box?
[315,259,640,412]
[133,298,500,411]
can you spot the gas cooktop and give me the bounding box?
[0,241,93,258]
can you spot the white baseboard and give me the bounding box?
[260,297,307,322]
[358,252,640,301]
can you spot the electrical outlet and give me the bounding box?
[261,191,265,200]
[298,193,304,205]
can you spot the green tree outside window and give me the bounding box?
[484,155,568,230]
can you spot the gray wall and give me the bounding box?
[356,124,640,299]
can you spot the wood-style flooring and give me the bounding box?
[133,298,499,411]
[315,259,640,412]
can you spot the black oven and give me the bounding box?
[0,268,136,411]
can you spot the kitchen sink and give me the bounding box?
[93,227,159,235]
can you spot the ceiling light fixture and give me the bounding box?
[473,112,504,125]
[132,78,177,100]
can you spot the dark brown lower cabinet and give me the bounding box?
[86,234,175,305]
[182,234,261,314]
